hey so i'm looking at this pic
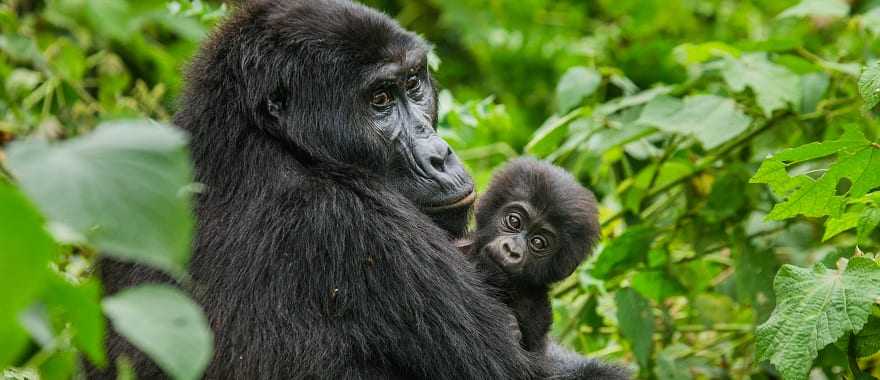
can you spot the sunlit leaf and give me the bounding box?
[858,207,880,244]
[823,211,861,241]
[751,125,880,220]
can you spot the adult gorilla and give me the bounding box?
[100,0,626,378]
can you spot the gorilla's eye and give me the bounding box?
[405,75,421,92]
[371,90,393,108]
[529,235,549,252]
[504,212,522,231]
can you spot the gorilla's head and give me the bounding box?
[180,0,474,234]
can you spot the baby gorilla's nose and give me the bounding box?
[501,241,524,264]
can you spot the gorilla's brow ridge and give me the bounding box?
[363,46,428,86]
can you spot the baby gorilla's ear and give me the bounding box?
[453,238,476,256]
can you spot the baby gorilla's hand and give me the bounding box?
[508,313,522,344]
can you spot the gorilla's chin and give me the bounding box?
[423,189,476,213]
[426,203,472,239]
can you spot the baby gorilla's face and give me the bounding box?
[480,201,558,275]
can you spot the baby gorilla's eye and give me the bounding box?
[371,90,393,108]
[529,235,548,252]
[405,75,421,92]
[504,213,522,231]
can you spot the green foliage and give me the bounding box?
[757,257,880,380]
[4,0,880,379]
[7,121,195,276]
[103,285,213,380]
[0,184,54,368]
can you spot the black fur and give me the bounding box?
[95,1,628,379]
[460,158,628,378]
[461,158,598,352]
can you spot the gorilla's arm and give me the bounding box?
[246,175,542,379]
[545,341,630,380]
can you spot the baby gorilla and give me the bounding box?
[460,157,599,353]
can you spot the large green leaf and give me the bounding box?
[103,285,213,380]
[637,95,752,149]
[859,60,880,110]
[756,257,880,380]
[6,121,195,276]
[616,288,654,370]
[721,53,801,117]
[0,183,55,367]
[750,125,880,220]
[556,66,601,113]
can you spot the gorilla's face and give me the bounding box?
[256,1,474,234]
[360,50,475,217]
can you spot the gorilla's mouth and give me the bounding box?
[423,189,476,214]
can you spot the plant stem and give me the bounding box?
[848,335,864,379]
[600,114,787,228]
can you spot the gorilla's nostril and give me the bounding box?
[430,155,446,172]
[509,251,521,260]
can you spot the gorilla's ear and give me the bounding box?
[267,99,283,120]
[267,91,285,120]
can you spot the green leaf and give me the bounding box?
[39,348,77,380]
[721,53,801,117]
[799,72,830,114]
[49,38,87,82]
[855,316,880,357]
[862,8,880,36]
[44,275,106,366]
[653,345,692,380]
[823,211,861,241]
[616,288,654,369]
[638,94,752,149]
[592,226,655,279]
[631,270,685,302]
[672,41,739,65]
[859,60,880,110]
[733,244,778,323]
[525,113,583,157]
[756,257,880,380]
[103,285,213,380]
[858,207,880,244]
[7,121,195,276]
[750,126,880,220]
[556,66,601,113]
[778,0,850,18]
[0,183,55,367]
[0,317,28,369]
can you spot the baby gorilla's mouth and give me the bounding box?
[423,190,476,214]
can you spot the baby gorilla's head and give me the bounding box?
[474,158,599,286]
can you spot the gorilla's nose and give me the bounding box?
[426,138,452,174]
[501,241,524,264]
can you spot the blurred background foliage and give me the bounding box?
[4,0,880,379]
